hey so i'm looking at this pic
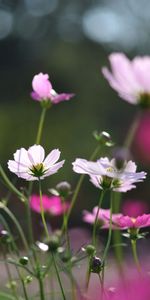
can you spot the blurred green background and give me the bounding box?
[0,0,150,229]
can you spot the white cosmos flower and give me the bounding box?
[72,157,146,192]
[8,145,65,181]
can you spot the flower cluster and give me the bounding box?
[73,157,146,192]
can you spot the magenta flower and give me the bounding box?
[72,157,146,192]
[134,111,150,164]
[31,73,74,104]
[8,145,65,181]
[113,214,150,229]
[122,199,148,217]
[30,194,69,216]
[83,207,121,229]
[102,53,150,106]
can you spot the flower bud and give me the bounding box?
[113,147,130,170]
[48,235,60,252]
[85,244,96,256]
[90,256,103,274]
[93,131,114,147]
[0,230,11,244]
[56,181,71,198]
[19,256,29,266]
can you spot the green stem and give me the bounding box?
[0,204,29,252]
[38,275,45,300]
[0,165,25,201]
[131,239,141,272]
[52,253,66,300]
[36,107,47,144]
[62,145,101,232]
[124,111,142,149]
[2,249,19,300]
[113,111,142,266]
[25,198,34,245]
[101,192,113,291]
[92,190,105,246]
[39,179,49,240]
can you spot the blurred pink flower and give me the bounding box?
[31,72,74,104]
[106,274,150,300]
[102,53,150,106]
[122,199,148,217]
[113,213,150,229]
[83,207,122,229]
[72,157,146,192]
[134,111,150,164]
[30,194,69,216]
[8,145,65,181]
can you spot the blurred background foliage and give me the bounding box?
[0,0,150,229]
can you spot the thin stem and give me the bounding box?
[36,107,47,144]
[92,190,105,246]
[39,179,49,240]
[2,249,19,300]
[0,205,29,252]
[52,253,66,300]
[25,197,34,245]
[102,192,113,262]
[131,239,141,272]
[113,112,142,267]
[0,165,25,201]
[101,192,113,291]
[124,111,142,149]
[38,275,45,300]
[62,144,101,232]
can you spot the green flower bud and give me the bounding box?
[19,256,29,266]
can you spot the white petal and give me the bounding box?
[8,160,28,173]
[28,145,45,165]
[14,148,31,167]
[43,160,65,178]
[124,160,137,173]
[44,149,61,167]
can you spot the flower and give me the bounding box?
[30,194,69,216]
[102,53,150,107]
[72,157,146,192]
[31,73,74,104]
[113,213,150,230]
[8,145,65,181]
[134,111,150,164]
[122,199,148,217]
[83,207,121,229]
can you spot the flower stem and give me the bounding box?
[124,111,142,149]
[39,179,50,240]
[131,239,141,272]
[51,253,66,300]
[113,111,142,266]
[36,107,47,144]
[101,192,113,290]
[0,165,25,201]
[62,144,101,232]
[92,190,105,246]
[0,204,29,252]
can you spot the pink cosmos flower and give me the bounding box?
[83,207,122,229]
[72,157,146,192]
[134,111,150,164]
[31,73,74,104]
[30,194,69,216]
[102,53,150,106]
[122,199,148,217]
[113,213,150,229]
[8,145,65,181]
